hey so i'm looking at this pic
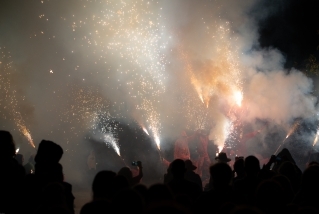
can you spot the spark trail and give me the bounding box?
[0,47,35,148]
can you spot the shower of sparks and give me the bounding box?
[0,47,35,148]
[142,126,150,135]
[284,120,300,141]
[178,22,243,150]
[60,85,121,155]
[18,123,36,148]
[313,133,319,146]
[313,125,319,146]
[137,99,162,150]
[181,23,243,109]
[103,133,120,156]
[52,0,169,148]
[91,111,121,156]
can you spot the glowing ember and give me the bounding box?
[142,127,150,135]
[233,90,243,107]
[154,134,161,150]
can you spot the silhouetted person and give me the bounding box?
[92,170,116,200]
[255,180,286,214]
[111,188,145,213]
[147,183,174,205]
[22,140,75,214]
[80,170,116,214]
[164,163,173,184]
[272,175,294,205]
[34,182,72,214]
[167,159,202,205]
[184,159,202,190]
[118,161,143,187]
[233,158,245,183]
[215,152,231,164]
[134,184,148,203]
[196,162,235,213]
[293,165,319,210]
[278,160,301,194]
[0,130,25,214]
[145,201,192,214]
[234,155,261,205]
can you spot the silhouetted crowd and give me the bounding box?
[1,129,319,214]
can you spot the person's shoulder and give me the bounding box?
[62,181,73,189]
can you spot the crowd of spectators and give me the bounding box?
[1,129,318,214]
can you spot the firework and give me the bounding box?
[18,124,36,148]
[0,47,35,148]
[68,0,168,149]
[142,127,150,136]
[313,126,319,146]
[284,120,300,142]
[103,133,120,156]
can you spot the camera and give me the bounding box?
[131,161,139,166]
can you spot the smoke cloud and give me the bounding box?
[0,0,317,183]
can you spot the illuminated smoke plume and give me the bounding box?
[1,0,318,182]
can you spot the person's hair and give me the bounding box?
[35,140,63,164]
[244,155,260,175]
[118,167,133,181]
[92,170,116,199]
[234,158,244,174]
[0,130,16,158]
[209,162,233,186]
[170,159,186,178]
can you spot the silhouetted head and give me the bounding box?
[92,170,116,200]
[278,161,297,180]
[302,165,319,190]
[185,160,197,171]
[277,148,296,164]
[209,162,232,187]
[35,140,63,164]
[272,175,294,203]
[118,167,133,181]
[114,174,130,192]
[170,159,186,179]
[233,158,245,176]
[0,130,16,158]
[244,155,260,176]
[215,152,231,163]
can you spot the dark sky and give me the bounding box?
[257,0,319,69]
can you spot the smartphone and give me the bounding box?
[132,161,138,166]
